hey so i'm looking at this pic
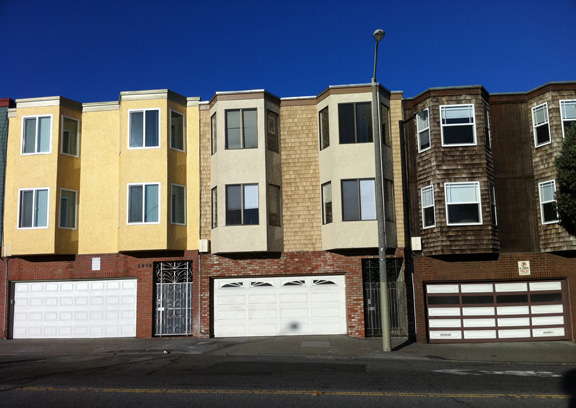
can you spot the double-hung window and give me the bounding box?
[129,109,160,148]
[226,109,257,149]
[532,103,550,147]
[226,184,258,225]
[417,109,430,152]
[267,111,279,152]
[341,179,376,221]
[170,110,184,151]
[445,182,482,225]
[22,115,52,154]
[440,104,476,146]
[171,184,186,225]
[267,184,281,226]
[319,107,330,150]
[61,116,79,156]
[128,183,160,224]
[321,182,332,224]
[538,180,558,224]
[421,185,435,228]
[59,189,77,229]
[560,100,576,138]
[338,103,372,144]
[18,188,49,228]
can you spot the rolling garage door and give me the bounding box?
[214,275,347,337]
[426,280,570,343]
[12,279,137,339]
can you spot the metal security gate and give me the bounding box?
[363,258,408,337]
[155,261,193,336]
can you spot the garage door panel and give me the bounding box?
[464,330,496,339]
[249,309,277,319]
[533,327,565,337]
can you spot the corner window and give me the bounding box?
[560,100,576,138]
[267,184,281,226]
[490,184,497,226]
[226,184,258,225]
[484,106,492,149]
[22,115,52,154]
[421,185,435,228]
[321,182,332,224]
[211,187,217,228]
[417,109,430,152]
[342,179,376,221]
[129,109,160,148]
[59,189,77,229]
[384,179,395,222]
[338,103,372,144]
[18,188,49,228]
[171,184,186,225]
[381,104,391,147]
[170,110,185,151]
[226,109,257,149]
[440,104,476,146]
[128,183,160,224]
[445,182,482,225]
[61,116,79,156]
[538,180,558,224]
[532,103,550,147]
[319,107,330,150]
[211,113,217,154]
[266,111,279,152]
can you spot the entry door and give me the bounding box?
[155,261,193,336]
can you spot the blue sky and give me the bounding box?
[2,0,575,103]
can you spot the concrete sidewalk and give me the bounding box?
[1,335,576,364]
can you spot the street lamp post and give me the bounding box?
[371,29,391,352]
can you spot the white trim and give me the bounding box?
[538,179,559,224]
[127,108,161,150]
[58,188,78,230]
[531,102,551,148]
[417,108,431,153]
[169,109,185,152]
[444,181,482,226]
[17,187,50,229]
[170,183,186,226]
[60,115,80,157]
[21,114,53,155]
[560,99,576,139]
[126,182,161,225]
[421,185,435,229]
[440,104,477,147]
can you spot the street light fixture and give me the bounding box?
[371,28,391,352]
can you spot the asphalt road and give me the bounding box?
[1,352,574,407]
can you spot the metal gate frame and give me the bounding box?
[155,261,193,336]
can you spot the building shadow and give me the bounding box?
[562,369,576,408]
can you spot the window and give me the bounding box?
[384,179,395,222]
[22,115,52,154]
[18,188,49,228]
[226,184,258,225]
[226,109,257,149]
[321,182,332,224]
[421,185,435,228]
[445,182,482,225]
[416,109,430,152]
[490,184,497,226]
[170,110,184,151]
[539,180,558,224]
[171,184,186,225]
[440,104,476,146]
[211,113,217,154]
[129,109,160,148]
[211,187,217,228]
[59,189,77,229]
[319,107,330,150]
[560,100,576,138]
[61,116,79,156]
[128,183,159,224]
[342,179,376,221]
[267,184,281,226]
[484,106,492,149]
[266,111,279,152]
[338,102,372,144]
[381,104,391,147]
[532,103,550,147]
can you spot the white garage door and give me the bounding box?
[214,275,347,337]
[12,279,137,339]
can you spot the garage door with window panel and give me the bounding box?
[214,275,346,337]
[12,279,137,339]
[426,280,570,343]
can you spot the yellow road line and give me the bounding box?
[1,386,569,400]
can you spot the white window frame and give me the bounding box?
[128,108,161,149]
[170,109,185,152]
[440,104,477,147]
[444,181,482,226]
[61,116,79,157]
[531,103,551,148]
[538,180,558,225]
[21,114,53,155]
[127,182,161,225]
[17,187,50,229]
[171,183,186,225]
[421,185,435,229]
[417,109,431,152]
[560,99,576,139]
[58,188,78,230]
